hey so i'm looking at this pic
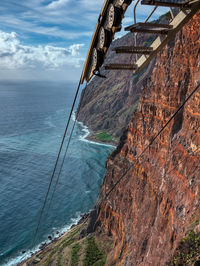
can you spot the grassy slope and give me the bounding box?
[22,219,113,266]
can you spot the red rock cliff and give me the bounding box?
[91,12,200,265]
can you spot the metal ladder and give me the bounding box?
[105,0,200,74]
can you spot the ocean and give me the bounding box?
[0,81,114,265]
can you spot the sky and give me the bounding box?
[0,0,169,82]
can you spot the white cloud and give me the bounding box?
[0,30,84,70]
[68,44,84,56]
[0,0,170,81]
[0,1,169,42]
[47,0,70,9]
[0,14,92,40]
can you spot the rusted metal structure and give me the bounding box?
[80,0,200,83]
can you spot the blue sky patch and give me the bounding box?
[0,0,169,81]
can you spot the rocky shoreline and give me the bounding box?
[19,210,113,266]
[19,213,90,266]
[18,122,115,266]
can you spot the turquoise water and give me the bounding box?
[0,81,114,265]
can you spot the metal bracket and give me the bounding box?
[93,70,107,78]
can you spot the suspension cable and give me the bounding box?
[105,82,200,199]
[31,78,83,247]
[45,82,89,219]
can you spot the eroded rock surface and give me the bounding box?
[91,12,200,265]
[78,33,155,140]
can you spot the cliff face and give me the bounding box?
[78,13,172,143]
[23,12,199,266]
[90,12,200,265]
[78,32,156,141]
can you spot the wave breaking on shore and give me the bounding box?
[5,113,114,266]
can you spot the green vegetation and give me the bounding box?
[96,132,113,142]
[71,243,81,266]
[25,219,112,266]
[83,237,106,266]
[44,226,81,266]
[57,252,63,266]
[168,229,200,265]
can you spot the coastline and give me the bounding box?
[12,117,115,266]
[10,214,83,266]
[86,133,117,148]
[76,118,117,148]
[19,214,90,266]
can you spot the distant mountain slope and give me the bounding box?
[78,33,155,143]
[78,13,172,143]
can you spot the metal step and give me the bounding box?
[125,22,173,34]
[134,1,200,74]
[141,0,192,7]
[112,46,153,54]
[105,63,138,70]
[125,22,173,31]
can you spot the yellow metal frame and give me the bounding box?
[80,0,111,84]
[134,0,200,74]
[80,0,200,83]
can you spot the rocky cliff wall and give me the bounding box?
[78,33,156,141]
[78,13,172,142]
[90,12,200,265]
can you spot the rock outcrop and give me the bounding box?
[89,12,200,265]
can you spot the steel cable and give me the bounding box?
[44,82,89,220]
[31,78,83,247]
[105,82,200,199]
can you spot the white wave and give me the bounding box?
[53,213,81,237]
[4,245,40,266]
[71,111,76,122]
[5,213,83,266]
[44,114,57,129]
[44,108,67,129]
[77,120,116,148]
[68,110,116,148]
